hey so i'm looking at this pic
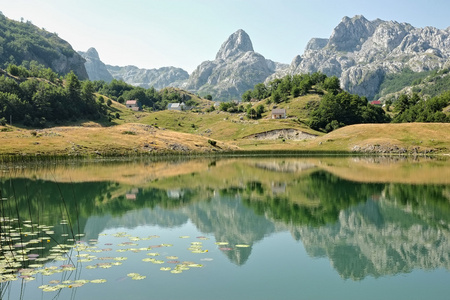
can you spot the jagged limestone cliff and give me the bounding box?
[272,15,450,99]
[106,64,189,90]
[78,48,114,82]
[182,29,287,100]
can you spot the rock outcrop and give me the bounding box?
[106,64,189,90]
[272,15,450,99]
[78,48,114,82]
[182,29,288,100]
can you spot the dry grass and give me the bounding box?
[302,123,450,153]
[0,123,237,156]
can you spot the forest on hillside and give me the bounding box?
[0,65,104,127]
[0,62,449,132]
[240,73,450,132]
[0,64,197,127]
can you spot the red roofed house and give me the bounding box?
[370,100,382,106]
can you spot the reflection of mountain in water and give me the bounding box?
[187,194,278,265]
[3,160,450,278]
[292,198,450,280]
[82,207,189,241]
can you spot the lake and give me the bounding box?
[1,156,449,300]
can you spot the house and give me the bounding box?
[126,100,140,111]
[370,100,382,106]
[272,108,286,119]
[168,102,186,111]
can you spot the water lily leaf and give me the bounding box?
[90,279,107,283]
[179,236,190,239]
[114,257,128,261]
[86,265,97,269]
[38,284,50,289]
[152,260,165,264]
[235,244,250,248]
[99,264,112,269]
[170,269,182,274]
[215,242,229,245]
[49,280,60,284]
[147,252,160,256]
[131,275,146,280]
[191,249,208,253]
[142,258,155,262]
[160,267,171,271]
[167,260,180,264]
[166,256,178,260]
[188,263,203,268]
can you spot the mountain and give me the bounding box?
[78,47,113,82]
[271,15,450,99]
[181,29,288,101]
[105,64,189,90]
[0,12,88,79]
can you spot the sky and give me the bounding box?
[1,0,450,73]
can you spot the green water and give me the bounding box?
[1,157,449,299]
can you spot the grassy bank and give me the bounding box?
[1,122,449,158]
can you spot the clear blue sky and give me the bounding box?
[1,0,449,73]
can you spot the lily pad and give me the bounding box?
[90,279,107,283]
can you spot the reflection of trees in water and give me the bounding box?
[243,171,385,226]
[2,168,450,278]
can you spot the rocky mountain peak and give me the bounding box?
[305,38,329,51]
[274,14,450,99]
[84,47,100,60]
[328,15,379,51]
[79,48,113,83]
[215,29,254,60]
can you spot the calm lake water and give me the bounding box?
[1,156,450,300]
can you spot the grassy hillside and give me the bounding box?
[0,123,237,156]
[1,69,449,156]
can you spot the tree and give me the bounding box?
[323,76,340,94]
[242,90,252,102]
[65,71,81,103]
[309,91,390,132]
[253,83,268,100]
[205,94,213,100]
[256,104,265,117]
[247,107,257,119]
[271,90,282,104]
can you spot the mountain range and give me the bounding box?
[81,15,450,101]
[2,12,450,101]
